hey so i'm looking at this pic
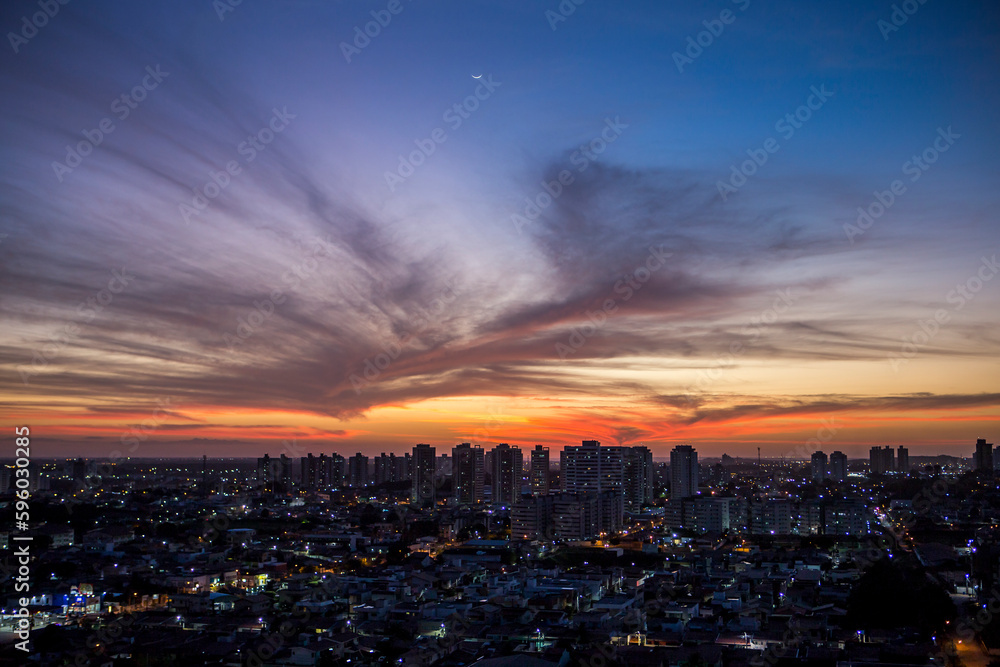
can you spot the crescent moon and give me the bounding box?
[472,74,482,79]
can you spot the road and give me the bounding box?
[950,635,991,667]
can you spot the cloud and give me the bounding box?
[1,5,997,454]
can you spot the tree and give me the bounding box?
[846,557,956,635]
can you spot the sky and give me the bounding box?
[1,0,998,460]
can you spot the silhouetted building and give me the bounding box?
[453,442,485,505]
[811,451,827,483]
[975,438,994,473]
[256,454,272,490]
[279,454,292,492]
[436,453,452,477]
[373,452,409,485]
[560,440,626,525]
[373,453,392,485]
[529,445,549,496]
[829,451,847,482]
[670,445,698,499]
[896,446,909,473]
[548,491,623,540]
[72,457,88,483]
[300,454,320,489]
[624,445,654,509]
[512,493,553,540]
[329,453,346,489]
[561,440,623,495]
[412,444,436,506]
[348,453,369,488]
[869,446,894,475]
[491,443,523,505]
[824,498,870,536]
[690,497,745,533]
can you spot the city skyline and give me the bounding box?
[2,1,999,460]
[3,3,998,662]
[14,437,988,465]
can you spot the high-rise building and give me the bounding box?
[329,453,346,489]
[314,454,327,487]
[974,438,994,473]
[395,453,412,482]
[373,453,390,485]
[256,454,270,486]
[348,453,369,488]
[373,452,409,485]
[560,440,626,527]
[869,446,894,475]
[669,445,698,500]
[491,443,523,505]
[512,494,553,541]
[278,454,293,492]
[690,497,744,533]
[561,440,624,495]
[550,492,599,541]
[436,453,452,477]
[811,451,828,483]
[412,444,436,506]
[623,446,655,509]
[896,446,909,474]
[750,499,793,535]
[72,458,88,483]
[300,453,322,489]
[798,500,823,535]
[530,445,550,496]
[372,452,410,484]
[484,449,495,486]
[829,451,847,482]
[453,442,485,505]
[546,491,623,541]
[823,498,870,536]
[257,454,274,491]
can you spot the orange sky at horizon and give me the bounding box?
[8,392,997,460]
